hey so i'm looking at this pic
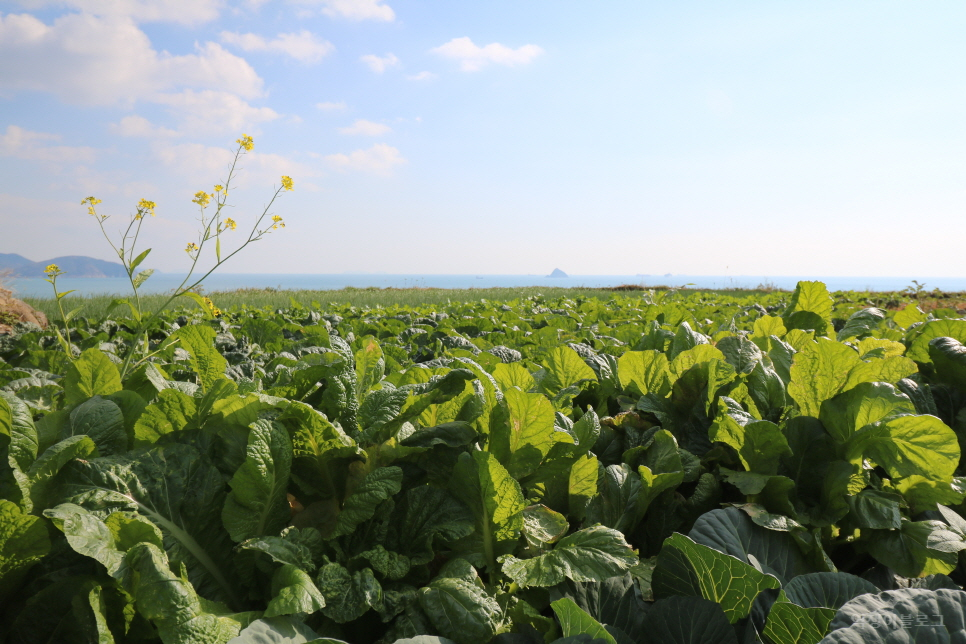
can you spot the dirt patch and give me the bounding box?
[0,286,48,335]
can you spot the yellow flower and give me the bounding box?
[281,175,293,191]
[137,199,156,216]
[202,296,221,317]
[224,217,237,231]
[214,185,224,193]
[236,134,254,151]
[271,214,285,229]
[192,191,212,208]
[44,264,60,275]
[185,242,199,253]
[82,196,103,217]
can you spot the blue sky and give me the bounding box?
[1,1,965,276]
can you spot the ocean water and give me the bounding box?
[7,273,965,299]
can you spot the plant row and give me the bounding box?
[2,283,966,643]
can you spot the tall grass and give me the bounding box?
[21,287,598,319]
[22,285,785,321]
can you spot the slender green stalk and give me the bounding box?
[42,265,76,361]
[83,134,293,381]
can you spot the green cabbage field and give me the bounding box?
[4,281,966,643]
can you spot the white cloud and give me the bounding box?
[156,142,234,181]
[360,52,398,73]
[109,115,179,138]
[14,0,224,25]
[0,125,96,162]
[156,141,313,188]
[316,101,347,111]
[0,12,262,106]
[316,0,394,21]
[338,119,391,136]
[220,30,334,64]
[430,37,544,72]
[407,71,436,81]
[154,90,280,135]
[325,143,405,175]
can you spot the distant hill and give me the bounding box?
[0,253,152,278]
[547,268,568,278]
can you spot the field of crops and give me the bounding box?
[4,281,966,644]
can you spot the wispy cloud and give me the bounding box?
[431,37,543,72]
[108,115,179,138]
[0,125,96,162]
[316,101,347,111]
[314,0,394,21]
[338,119,391,136]
[325,143,405,175]
[407,71,436,81]
[360,52,398,73]
[12,0,223,25]
[0,13,262,105]
[153,89,280,135]
[220,30,334,64]
[156,141,313,187]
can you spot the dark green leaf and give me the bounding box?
[63,348,123,408]
[223,419,293,542]
[781,572,879,610]
[315,562,382,623]
[449,451,525,573]
[265,564,325,617]
[823,588,966,643]
[550,597,617,644]
[418,577,501,644]
[67,395,127,456]
[501,525,637,588]
[0,498,51,603]
[653,532,781,623]
[169,324,228,393]
[330,466,403,539]
[688,507,813,585]
[57,443,242,607]
[639,596,738,644]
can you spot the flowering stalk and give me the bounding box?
[86,196,159,358]
[83,134,293,380]
[42,264,79,360]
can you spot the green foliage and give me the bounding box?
[4,282,966,643]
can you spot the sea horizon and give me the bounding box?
[6,272,966,299]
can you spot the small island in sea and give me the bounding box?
[547,268,568,278]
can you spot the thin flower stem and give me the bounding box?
[46,273,74,361]
[114,138,290,380]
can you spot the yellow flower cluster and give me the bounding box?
[236,134,254,151]
[192,191,212,208]
[44,264,60,276]
[81,196,102,217]
[271,215,285,229]
[203,296,222,317]
[136,199,156,219]
[214,185,224,193]
[185,242,199,254]
[223,217,237,231]
[281,175,293,191]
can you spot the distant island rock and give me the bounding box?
[547,268,568,278]
[0,253,151,278]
